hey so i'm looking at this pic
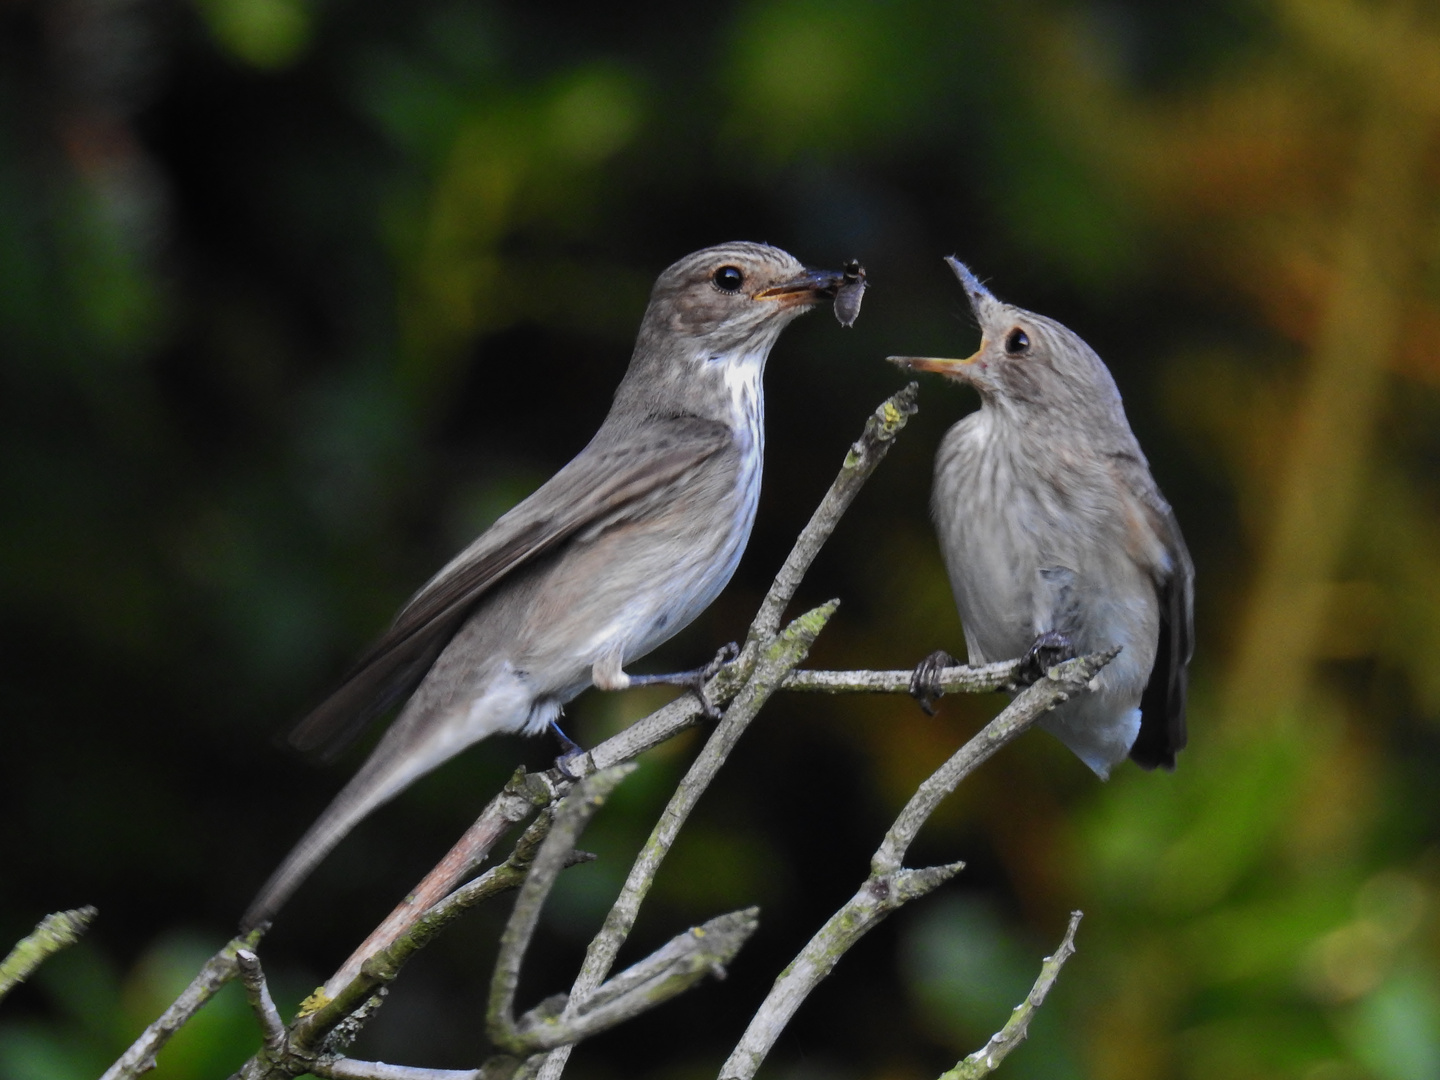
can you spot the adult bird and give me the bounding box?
[242,242,853,929]
[893,258,1193,778]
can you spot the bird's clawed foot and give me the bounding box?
[909,649,958,715]
[684,641,739,719]
[624,642,739,720]
[1018,630,1077,685]
[550,719,586,781]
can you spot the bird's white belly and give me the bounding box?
[585,354,765,668]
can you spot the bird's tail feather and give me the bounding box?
[239,736,444,931]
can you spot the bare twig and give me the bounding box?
[535,604,835,1079]
[722,861,965,1080]
[507,908,758,1053]
[0,906,97,1003]
[317,1060,493,1079]
[101,930,262,1080]
[236,949,286,1050]
[938,911,1083,1080]
[719,651,1117,1080]
[781,659,1020,695]
[488,766,636,1051]
[873,650,1118,876]
[745,383,918,656]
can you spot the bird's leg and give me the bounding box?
[550,718,586,781]
[909,649,959,715]
[594,643,738,720]
[1018,630,1077,685]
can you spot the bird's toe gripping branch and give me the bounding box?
[1018,630,1079,686]
[623,642,742,721]
[908,649,960,715]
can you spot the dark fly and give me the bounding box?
[834,260,867,327]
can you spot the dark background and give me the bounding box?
[3,1,1439,1078]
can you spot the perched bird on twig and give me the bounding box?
[242,243,857,929]
[892,258,1193,778]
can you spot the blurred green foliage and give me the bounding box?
[3,1,1439,1078]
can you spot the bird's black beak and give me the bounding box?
[754,267,848,305]
[755,261,867,326]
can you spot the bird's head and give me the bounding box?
[891,257,1120,419]
[643,242,851,357]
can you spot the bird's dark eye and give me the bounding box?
[712,265,744,293]
[1005,327,1030,354]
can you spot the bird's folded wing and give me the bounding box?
[1118,469,1194,768]
[288,417,733,754]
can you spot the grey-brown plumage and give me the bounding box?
[893,258,1193,778]
[242,243,851,930]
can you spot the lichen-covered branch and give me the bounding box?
[322,767,565,998]
[101,390,934,1080]
[236,948,286,1050]
[873,650,1118,876]
[938,911,1083,1080]
[508,908,758,1053]
[780,659,1020,695]
[719,863,964,1080]
[289,812,579,1054]
[745,383,918,654]
[0,906,96,1004]
[719,651,1117,1080]
[488,766,636,1052]
[533,604,835,1080]
[100,930,263,1080]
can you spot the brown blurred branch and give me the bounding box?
[0,906,97,1004]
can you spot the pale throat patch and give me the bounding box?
[719,348,767,453]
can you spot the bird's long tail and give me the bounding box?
[239,725,456,931]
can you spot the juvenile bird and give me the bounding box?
[242,243,853,929]
[892,258,1193,778]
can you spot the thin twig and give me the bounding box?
[0,906,97,1003]
[507,908,759,1053]
[745,383,918,656]
[720,861,965,1080]
[781,659,1020,695]
[101,931,263,1080]
[293,811,567,1049]
[938,911,1083,1080]
[873,650,1118,876]
[488,766,636,1052]
[719,651,1118,1080]
[316,1060,491,1079]
[236,949,286,1050]
[534,604,835,1080]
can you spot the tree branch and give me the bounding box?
[873,650,1118,876]
[0,906,97,1003]
[236,949,286,1051]
[744,383,918,656]
[780,659,1020,695]
[938,911,1083,1080]
[507,908,759,1053]
[533,604,835,1080]
[101,930,263,1080]
[488,766,636,1052]
[718,651,1117,1080]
